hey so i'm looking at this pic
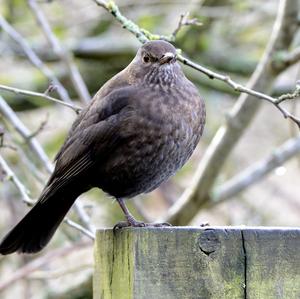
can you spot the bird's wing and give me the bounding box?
[54,69,131,162]
[42,87,136,200]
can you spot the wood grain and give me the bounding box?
[93,227,300,299]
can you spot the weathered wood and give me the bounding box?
[93,227,300,299]
[243,228,300,298]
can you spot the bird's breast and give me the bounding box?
[100,86,205,198]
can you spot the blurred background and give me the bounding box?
[0,0,299,298]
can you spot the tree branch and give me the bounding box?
[0,154,94,239]
[91,0,300,224]
[0,95,53,173]
[0,241,91,291]
[0,95,94,235]
[0,84,82,113]
[28,0,91,103]
[164,0,300,224]
[64,218,95,240]
[93,0,300,127]
[171,12,202,39]
[0,15,72,104]
[178,55,300,127]
[0,155,35,206]
[212,136,300,204]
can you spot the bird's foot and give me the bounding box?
[114,198,171,232]
[113,216,171,232]
[113,219,145,231]
[200,222,210,227]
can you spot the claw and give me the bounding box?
[114,198,172,232]
[113,220,172,232]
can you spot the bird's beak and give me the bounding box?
[159,52,176,64]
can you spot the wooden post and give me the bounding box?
[93,227,300,299]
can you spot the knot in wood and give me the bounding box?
[198,229,220,256]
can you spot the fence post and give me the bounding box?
[93,227,300,299]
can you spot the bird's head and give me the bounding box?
[138,40,177,66]
[129,40,181,87]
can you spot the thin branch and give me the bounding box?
[164,0,299,224]
[0,155,35,205]
[276,81,300,102]
[171,12,202,39]
[0,84,82,113]
[29,263,92,280]
[0,95,93,234]
[94,0,107,7]
[177,55,277,102]
[73,200,96,233]
[27,113,49,139]
[93,0,300,128]
[91,0,300,224]
[0,241,91,291]
[0,95,53,173]
[212,136,300,204]
[0,15,72,104]
[64,218,95,240]
[94,0,149,43]
[84,0,300,225]
[28,0,91,103]
[0,154,94,240]
[178,54,300,128]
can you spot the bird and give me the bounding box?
[0,40,206,254]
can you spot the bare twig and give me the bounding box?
[0,84,82,113]
[0,95,93,235]
[28,0,91,103]
[29,263,93,280]
[0,241,91,291]
[94,0,107,7]
[0,133,17,151]
[164,0,299,224]
[93,0,300,128]
[172,12,202,39]
[0,155,35,205]
[178,54,300,128]
[64,218,95,240]
[0,154,94,239]
[27,113,49,139]
[91,0,300,224]
[0,95,53,173]
[276,81,300,102]
[94,0,149,43]
[73,200,95,233]
[212,136,300,204]
[0,15,72,104]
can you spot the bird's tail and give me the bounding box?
[0,189,79,255]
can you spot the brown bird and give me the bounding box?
[0,40,205,254]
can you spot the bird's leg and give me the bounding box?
[113,198,172,231]
[116,198,146,228]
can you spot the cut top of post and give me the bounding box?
[93,226,300,299]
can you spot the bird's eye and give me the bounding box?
[143,56,150,63]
